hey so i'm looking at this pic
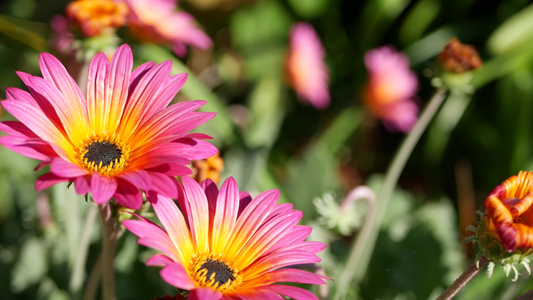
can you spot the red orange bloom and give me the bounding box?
[123,176,328,299]
[363,46,418,132]
[484,171,533,252]
[125,0,212,56]
[0,44,217,209]
[66,0,128,37]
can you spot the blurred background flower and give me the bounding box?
[286,22,330,110]
[125,0,212,56]
[363,46,418,133]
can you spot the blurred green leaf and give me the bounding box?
[284,143,340,221]
[229,1,291,80]
[11,237,48,292]
[488,3,533,55]
[244,77,286,148]
[287,0,330,19]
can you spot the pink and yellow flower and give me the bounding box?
[125,0,212,56]
[124,176,328,299]
[483,171,533,252]
[286,22,330,110]
[0,44,217,209]
[66,0,129,37]
[363,46,418,132]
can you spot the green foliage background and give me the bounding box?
[2,0,533,299]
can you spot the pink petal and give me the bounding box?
[113,178,143,209]
[225,189,279,259]
[90,174,117,204]
[119,170,151,191]
[262,285,319,300]
[188,287,222,300]
[50,157,87,177]
[236,210,303,268]
[181,176,210,253]
[168,138,219,160]
[159,262,197,290]
[246,269,327,286]
[0,135,55,161]
[148,191,194,264]
[122,218,179,261]
[104,44,133,133]
[146,254,174,267]
[35,172,70,191]
[1,100,70,148]
[39,52,87,116]
[74,175,91,194]
[211,177,239,253]
[201,179,218,220]
[146,172,178,198]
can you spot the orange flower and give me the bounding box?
[483,171,533,252]
[67,0,128,37]
[191,152,224,184]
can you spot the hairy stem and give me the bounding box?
[437,255,490,300]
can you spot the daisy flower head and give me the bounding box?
[363,46,419,133]
[0,44,217,209]
[123,176,328,299]
[286,22,330,110]
[125,0,212,57]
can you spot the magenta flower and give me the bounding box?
[0,44,217,209]
[123,176,328,299]
[125,0,212,56]
[286,22,330,110]
[363,46,419,132]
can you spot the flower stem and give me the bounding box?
[98,203,117,300]
[437,255,490,300]
[334,87,447,299]
[334,186,377,300]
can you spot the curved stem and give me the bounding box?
[334,186,377,300]
[334,87,447,299]
[437,255,490,300]
[98,203,117,300]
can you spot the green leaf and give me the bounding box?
[284,143,340,221]
[488,3,533,55]
[11,237,48,292]
[287,0,330,19]
[244,77,286,148]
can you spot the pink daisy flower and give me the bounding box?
[363,46,419,133]
[0,44,217,209]
[125,0,212,57]
[286,22,330,110]
[123,176,328,299]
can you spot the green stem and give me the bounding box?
[334,87,447,299]
[437,255,490,300]
[70,205,98,297]
[98,203,117,300]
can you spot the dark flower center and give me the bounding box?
[84,141,123,167]
[199,259,235,286]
